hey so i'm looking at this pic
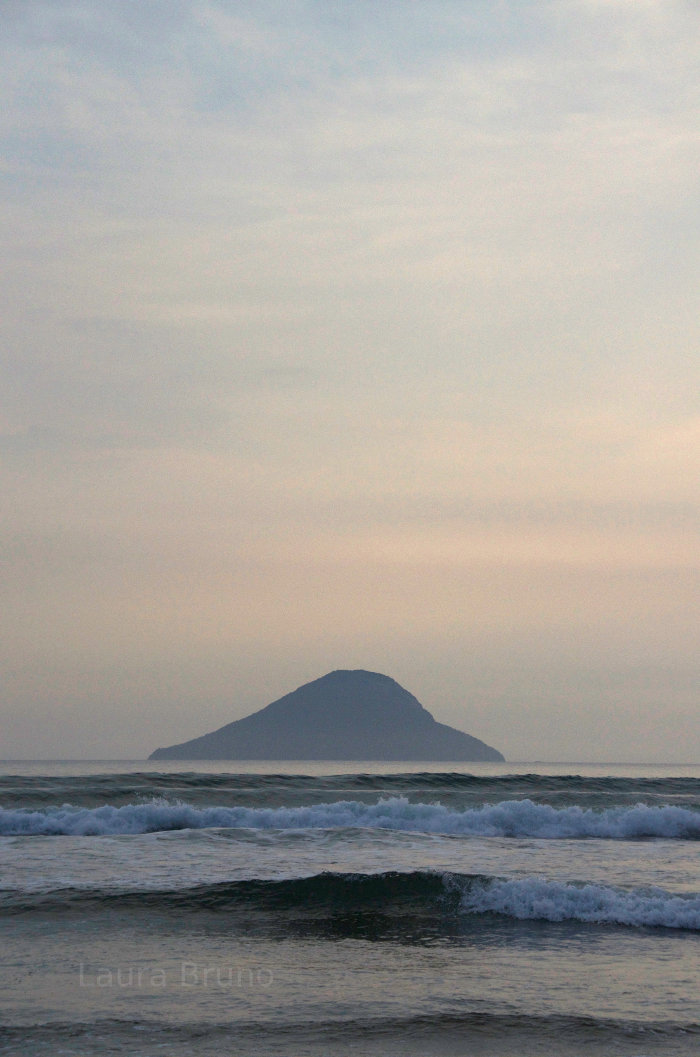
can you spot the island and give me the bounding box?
[149,669,505,761]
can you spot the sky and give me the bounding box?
[1,0,698,762]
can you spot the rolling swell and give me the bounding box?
[3,1012,698,1057]
[2,795,699,838]
[2,772,699,809]
[5,871,700,931]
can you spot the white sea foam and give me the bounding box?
[1,796,700,838]
[455,875,700,930]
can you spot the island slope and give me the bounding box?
[149,669,505,761]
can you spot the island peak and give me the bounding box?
[149,669,504,762]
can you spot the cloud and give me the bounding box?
[1,0,697,758]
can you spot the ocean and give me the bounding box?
[0,760,698,1056]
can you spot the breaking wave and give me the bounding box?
[1,796,699,838]
[5,871,700,931]
[454,874,700,929]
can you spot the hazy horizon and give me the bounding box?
[3,755,700,768]
[2,1,698,763]
[3,758,698,765]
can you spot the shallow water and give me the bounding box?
[1,762,698,1056]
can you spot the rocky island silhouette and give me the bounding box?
[149,669,504,761]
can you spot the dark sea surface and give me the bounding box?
[0,761,698,1056]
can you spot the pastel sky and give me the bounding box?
[2,0,698,761]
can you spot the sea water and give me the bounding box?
[0,761,698,1056]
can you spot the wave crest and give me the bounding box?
[1,796,699,839]
[454,875,700,929]
[5,871,700,931]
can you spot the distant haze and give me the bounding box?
[1,2,698,763]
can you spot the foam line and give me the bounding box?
[2,796,699,838]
